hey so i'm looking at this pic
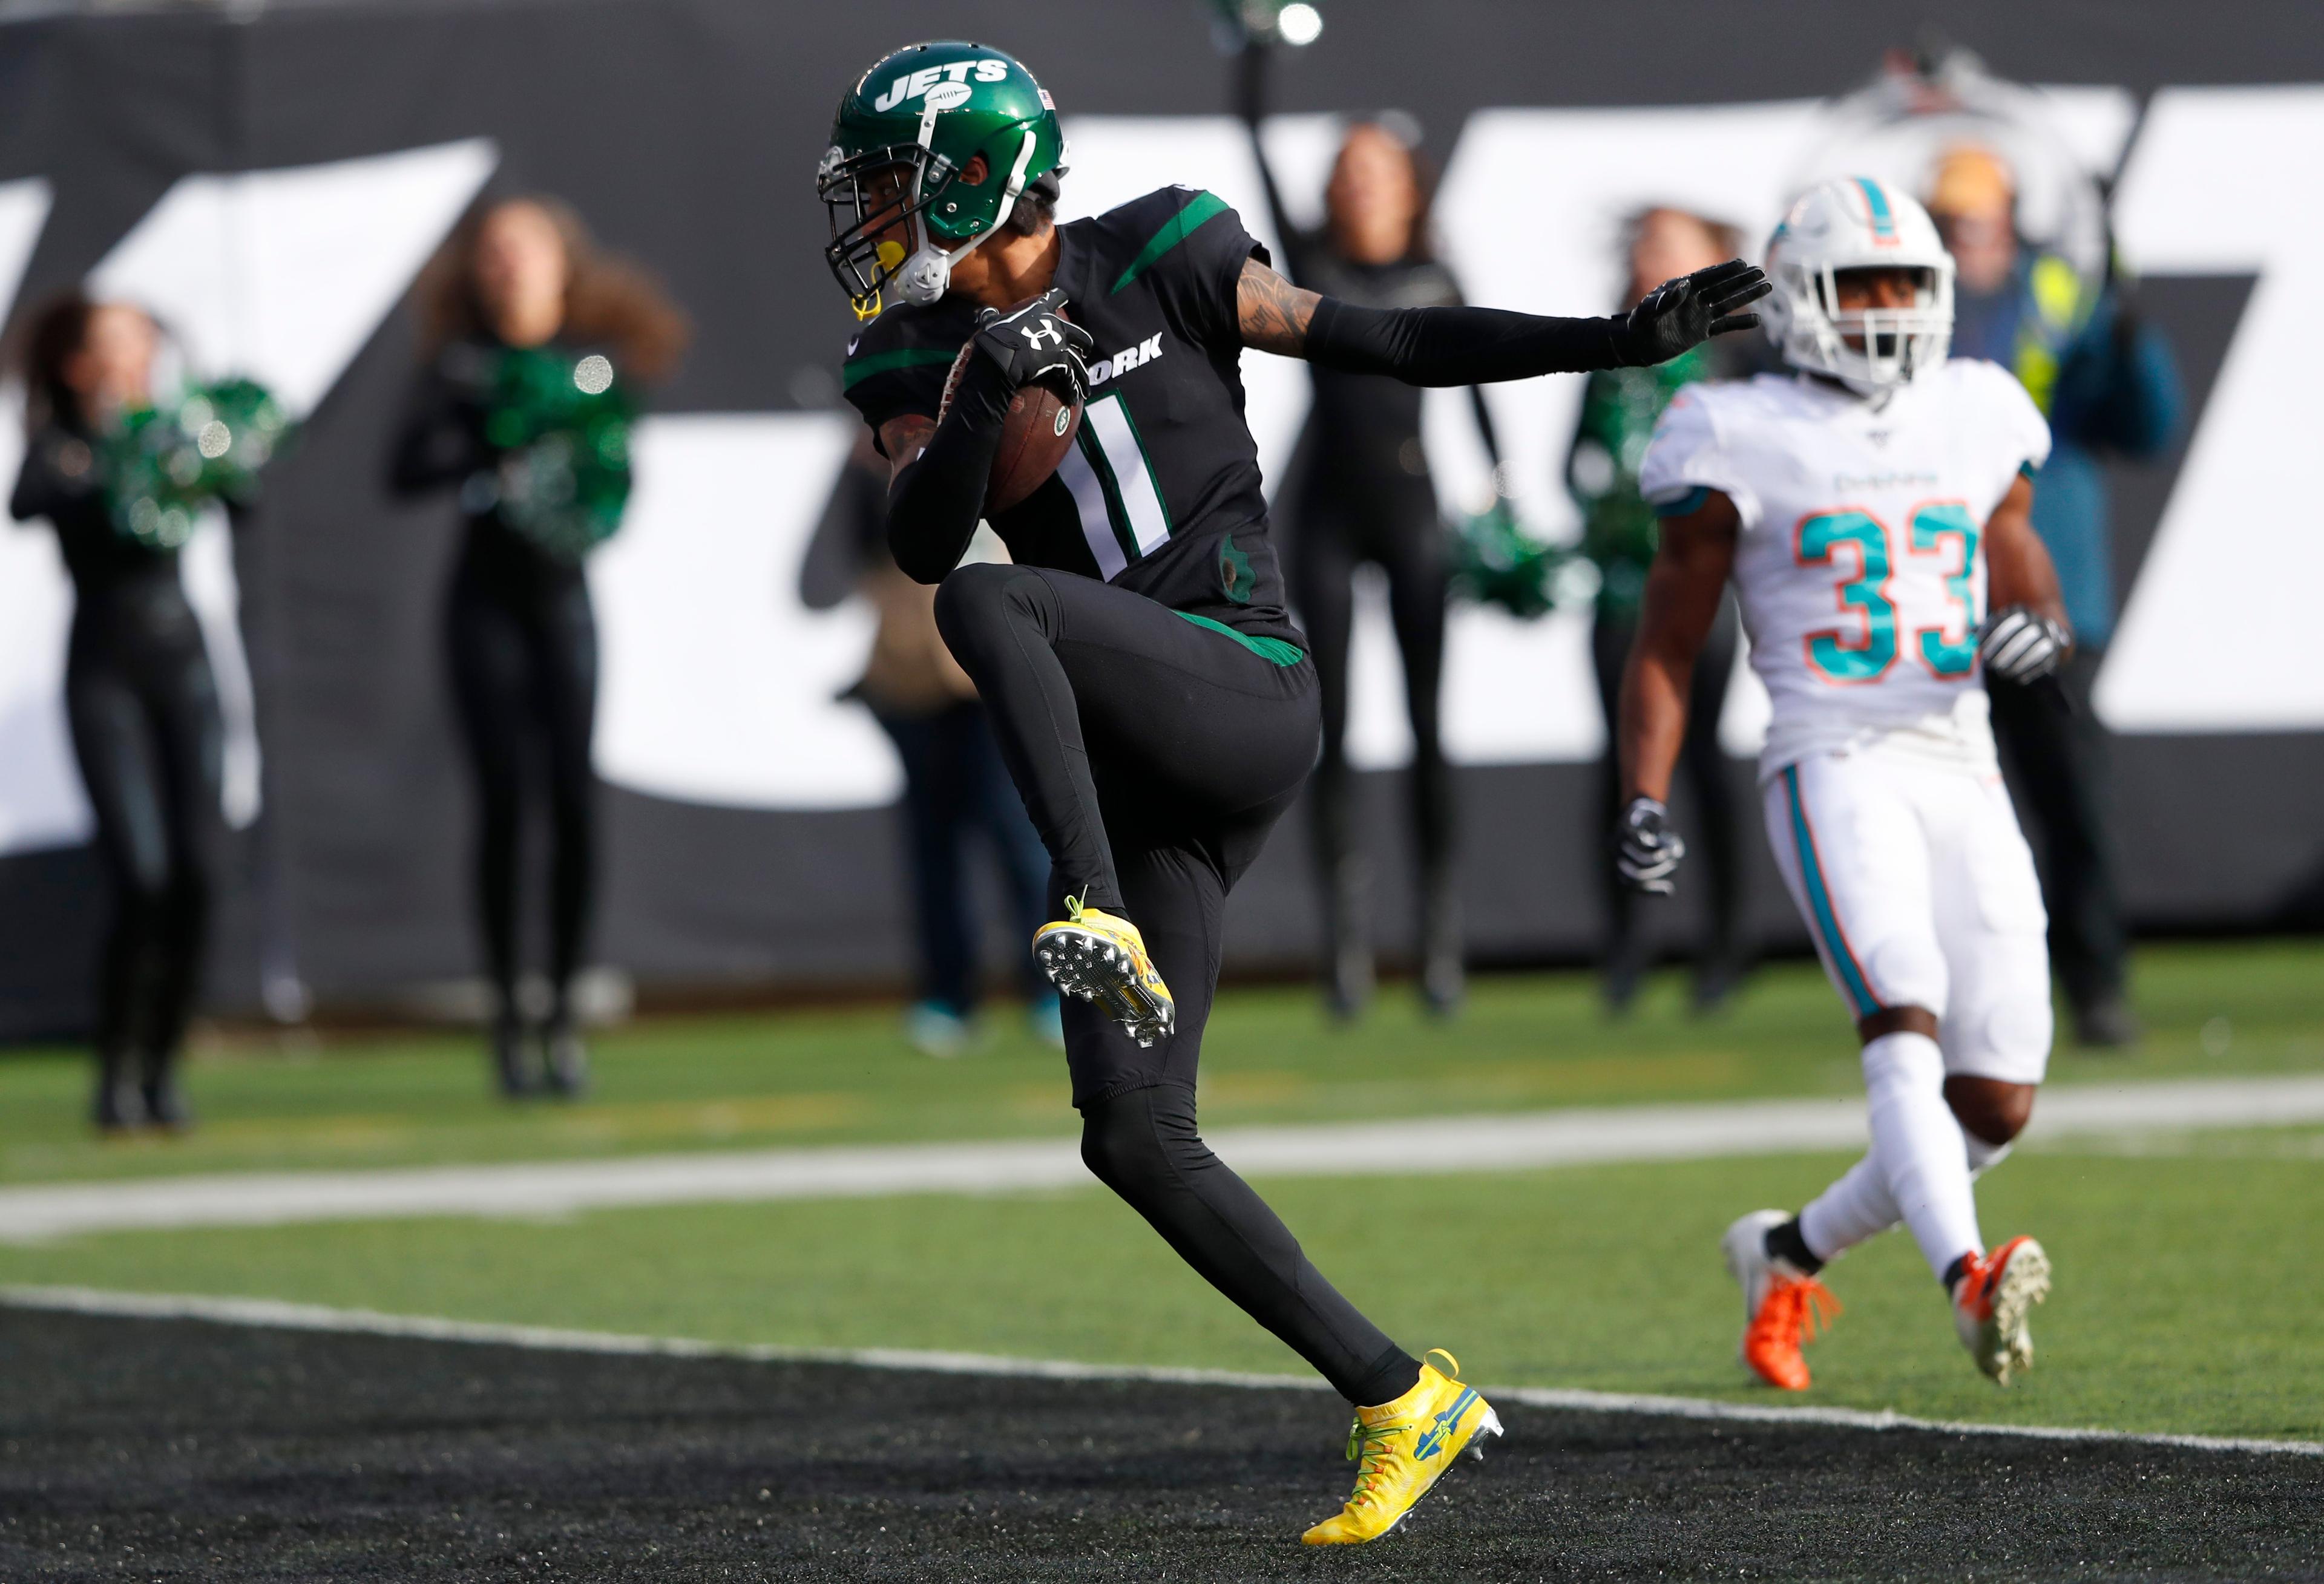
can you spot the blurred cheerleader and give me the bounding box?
[393,196,686,1098]
[1241,90,1503,1020]
[10,295,222,1131]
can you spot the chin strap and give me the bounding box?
[892,129,1040,307]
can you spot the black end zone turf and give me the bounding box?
[0,1307,2316,1581]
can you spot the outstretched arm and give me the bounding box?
[1235,256,1768,382]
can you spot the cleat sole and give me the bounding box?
[1033,925,1176,1047]
[1984,1242,2052,1386]
[1465,1407,1505,1460]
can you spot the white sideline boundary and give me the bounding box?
[5,1283,2317,1461]
[2,1074,2322,1242]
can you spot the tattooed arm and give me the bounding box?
[1235,258,1322,356]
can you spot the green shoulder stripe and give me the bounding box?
[1111,190,1232,296]
[1175,609,1304,667]
[841,345,959,393]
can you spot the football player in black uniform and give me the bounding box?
[822,41,1767,1544]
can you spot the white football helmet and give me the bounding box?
[1762,176,1954,396]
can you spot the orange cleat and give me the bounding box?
[1952,1235,2051,1386]
[1722,1209,1841,1391]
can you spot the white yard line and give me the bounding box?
[4,1283,2316,1459]
[0,1074,2320,1243]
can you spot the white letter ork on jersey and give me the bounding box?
[1088,334,1163,388]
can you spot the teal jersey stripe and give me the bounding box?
[1174,609,1304,666]
[2018,459,2040,480]
[1784,766,1879,1016]
[841,345,959,392]
[1112,190,1231,296]
[1652,486,1710,519]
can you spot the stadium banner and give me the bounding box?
[1,0,2319,1035]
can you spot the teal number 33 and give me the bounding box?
[1908,503,1979,677]
[1797,504,1980,684]
[1796,510,1896,681]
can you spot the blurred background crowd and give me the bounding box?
[0,0,2309,1130]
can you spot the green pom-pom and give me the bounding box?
[481,347,637,561]
[101,378,295,549]
[1447,503,1570,621]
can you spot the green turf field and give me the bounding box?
[1,942,2319,1441]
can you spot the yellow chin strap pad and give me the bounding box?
[852,238,911,321]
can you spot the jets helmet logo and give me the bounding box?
[872,57,1009,113]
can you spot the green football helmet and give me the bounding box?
[819,41,1068,319]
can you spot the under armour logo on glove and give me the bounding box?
[1615,796,1687,896]
[972,286,1094,404]
[1978,606,2072,684]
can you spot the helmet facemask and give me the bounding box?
[819,117,1042,320]
[1771,258,1954,396]
[818,142,960,321]
[1761,177,1957,399]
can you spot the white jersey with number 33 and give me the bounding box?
[1639,360,2052,779]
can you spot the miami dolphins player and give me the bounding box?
[821,41,1768,1539]
[1621,177,2070,1392]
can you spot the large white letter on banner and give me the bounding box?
[2099,87,2324,733]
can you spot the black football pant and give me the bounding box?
[65,597,225,1098]
[934,560,1422,1407]
[447,558,598,1027]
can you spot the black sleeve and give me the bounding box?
[10,428,97,525]
[388,366,487,497]
[884,355,1010,584]
[1304,295,1632,387]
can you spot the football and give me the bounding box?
[937,309,1084,513]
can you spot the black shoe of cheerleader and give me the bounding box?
[493,1017,538,1098]
[141,1072,194,1132]
[1324,856,1373,1023]
[1419,868,1465,1020]
[93,1054,146,1134]
[542,1021,590,1099]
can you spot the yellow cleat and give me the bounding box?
[1032,896,1176,1047]
[1301,1349,1502,1546]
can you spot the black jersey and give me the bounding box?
[843,187,1300,646]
